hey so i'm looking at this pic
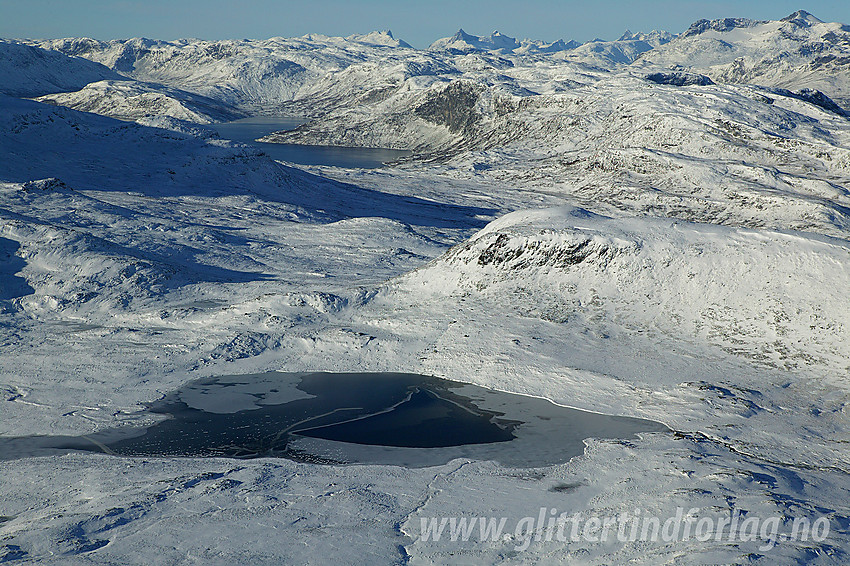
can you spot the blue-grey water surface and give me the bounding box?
[212,118,411,168]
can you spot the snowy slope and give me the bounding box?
[397,206,850,376]
[0,40,120,97]
[35,80,247,123]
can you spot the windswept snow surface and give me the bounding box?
[2,11,850,566]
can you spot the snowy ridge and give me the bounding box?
[35,80,247,123]
[0,40,120,97]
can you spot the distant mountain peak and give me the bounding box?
[781,10,824,27]
[430,28,578,54]
[617,29,674,44]
[346,30,411,48]
[432,29,519,52]
[451,29,476,41]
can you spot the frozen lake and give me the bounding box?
[211,117,412,168]
[0,372,668,468]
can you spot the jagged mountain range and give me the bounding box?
[634,10,850,108]
[428,29,582,54]
[5,10,847,241]
[2,10,847,123]
[2,10,849,244]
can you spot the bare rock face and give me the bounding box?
[645,71,714,86]
[21,178,69,192]
[413,81,485,134]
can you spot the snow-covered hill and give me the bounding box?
[0,40,121,97]
[397,206,850,375]
[35,80,247,123]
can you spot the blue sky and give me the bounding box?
[1,0,848,47]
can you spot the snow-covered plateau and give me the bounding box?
[1,10,849,565]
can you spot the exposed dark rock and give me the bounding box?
[645,72,714,86]
[413,81,485,134]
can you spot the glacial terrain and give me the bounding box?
[1,10,849,565]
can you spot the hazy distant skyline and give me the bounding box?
[1,0,848,48]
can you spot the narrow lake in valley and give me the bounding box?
[212,117,412,168]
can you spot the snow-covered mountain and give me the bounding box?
[262,70,850,243]
[564,30,673,65]
[430,29,517,52]
[447,76,850,237]
[428,27,675,65]
[15,10,850,128]
[27,33,418,113]
[635,10,850,107]
[430,29,579,55]
[618,29,675,43]
[345,29,412,48]
[516,38,582,54]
